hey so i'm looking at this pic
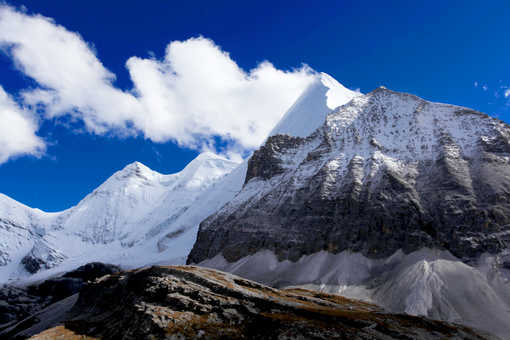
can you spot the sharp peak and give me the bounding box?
[318,72,338,84]
[364,86,421,100]
[123,160,142,166]
[369,85,390,93]
[115,161,156,180]
[122,161,150,171]
[317,72,345,89]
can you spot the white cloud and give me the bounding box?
[0,5,316,162]
[0,5,142,134]
[475,82,510,114]
[474,82,478,88]
[126,37,315,151]
[0,86,45,163]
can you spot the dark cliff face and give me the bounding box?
[244,134,305,184]
[188,88,510,264]
[30,266,498,340]
[0,262,121,340]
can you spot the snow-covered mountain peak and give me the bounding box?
[113,161,172,184]
[325,86,507,162]
[46,152,241,246]
[189,85,510,339]
[268,73,361,139]
[319,72,361,110]
[164,152,240,192]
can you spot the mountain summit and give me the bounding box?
[269,72,361,138]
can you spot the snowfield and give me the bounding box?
[0,152,240,285]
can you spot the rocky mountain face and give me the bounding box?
[187,85,510,339]
[27,266,497,340]
[188,86,510,264]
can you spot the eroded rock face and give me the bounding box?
[188,88,510,264]
[34,265,498,340]
[21,240,68,274]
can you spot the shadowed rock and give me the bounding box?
[0,262,121,339]
[30,265,499,340]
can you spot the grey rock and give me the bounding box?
[21,240,67,275]
[31,265,497,340]
[0,294,78,340]
[0,262,121,339]
[61,262,121,283]
[188,87,510,264]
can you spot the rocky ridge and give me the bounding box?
[29,265,498,340]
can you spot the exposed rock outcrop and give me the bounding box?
[21,240,67,274]
[30,265,498,340]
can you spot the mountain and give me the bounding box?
[188,86,510,338]
[0,152,239,285]
[189,86,510,263]
[3,72,510,339]
[0,72,360,285]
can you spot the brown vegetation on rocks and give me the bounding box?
[27,265,499,340]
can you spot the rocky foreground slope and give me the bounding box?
[24,266,498,340]
[0,262,121,339]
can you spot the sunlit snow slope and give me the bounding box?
[269,72,361,138]
[0,152,239,284]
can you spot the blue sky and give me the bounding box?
[0,0,509,212]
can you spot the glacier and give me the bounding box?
[0,152,239,285]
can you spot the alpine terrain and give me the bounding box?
[189,76,510,338]
[1,72,509,339]
[0,152,239,285]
